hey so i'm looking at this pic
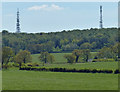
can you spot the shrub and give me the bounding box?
[32,62,40,66]
[91,69,97,73]
[92,59,115,62]
[25,63,40,67]
[2,64,8,69]
[19,66,114,74]
[13,63,19,67]
[114,69,120,74]
[26,63,33,67]
[7,63,13,68]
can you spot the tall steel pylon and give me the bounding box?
[16,8,21,33]
[100,6,103,29]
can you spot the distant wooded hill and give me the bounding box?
[2,28,118,54]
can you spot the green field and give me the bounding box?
[32,53,118,70]
[2,52,119,90]
[37,62,118,70]
[2,68,118,90]
[0,71,2,91]
[32,52,98,64]
[32,53,71,64]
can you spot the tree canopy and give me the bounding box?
[15,50,32,67]
[39,52,55,65]
[2,28,118,54]
[2,46,14,68]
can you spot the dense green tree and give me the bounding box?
[72,49,81,63]
[81,49,91,62]
[62,43,79,51]
[72,49,91,62]
[110,43,118,61]
[112,43,119,56]
[15,50,32,67]
[64,54,75,64]
[97,47,115,59]
[39,52,49,64]
[2,28,118,54]
[47,54,55,63]
[2,30,9,35]
[39,52,55,65]
[2,46,14,68]
[91,42,97,49]
[80,42,92,49]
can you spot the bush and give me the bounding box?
[26,63,33,67]
[19,66,114,74]
[24,63,40,67]
[91,69,97,73]
[92,59,115,62]
[7,63,13,67]
[32,62,40,66]
[2,64,8,69]
[13,63,19,67]
[2,63,14,69]
[114,69,120,74]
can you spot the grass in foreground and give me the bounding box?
[3,52,118,90]
[44,62,118,70]
[0,70,2,91]
[2,68,118,90]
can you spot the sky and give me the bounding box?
[2,2,118,33]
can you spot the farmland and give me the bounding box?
[32,52,97,63]
[31,53,118,70]
[2,5,119,90]
[2,52,118,90]
[2,68,118,90]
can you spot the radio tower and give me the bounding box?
[16,8,21,33]
[100,6,103,29]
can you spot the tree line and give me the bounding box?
[2,42,118,69]
[2,46,56,68]
[2,28,118,54]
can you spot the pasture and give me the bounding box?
[2,52,118,90]
[31,53,71,64]
[2,68,118,90]
[30,62,117,70]
[31,53,118,70]
[32,52,98,64]
[0,71,2,91]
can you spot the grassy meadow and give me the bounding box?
[2,52,119,90]
[31,53,72,64]
[32,52,98,63]
[0,71,2,91]
[31,53,118,70]
[2,68,118,90]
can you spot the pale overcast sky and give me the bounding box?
[2,2,118,33]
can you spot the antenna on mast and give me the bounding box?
[99,6,103,29]
[16,8,21,33]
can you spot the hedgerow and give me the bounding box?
[19,66,117,74]
[92,59,115,62]
[114,69,120,74]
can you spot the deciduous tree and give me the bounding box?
[72,49,81,63]
[97,47,115,59]
[2,46,14,68]
[64,54,75,64]
[15,50,32,67]
[39,52,55,65]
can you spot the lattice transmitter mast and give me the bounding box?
[100,6,103,29]
[16,8,21,33]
